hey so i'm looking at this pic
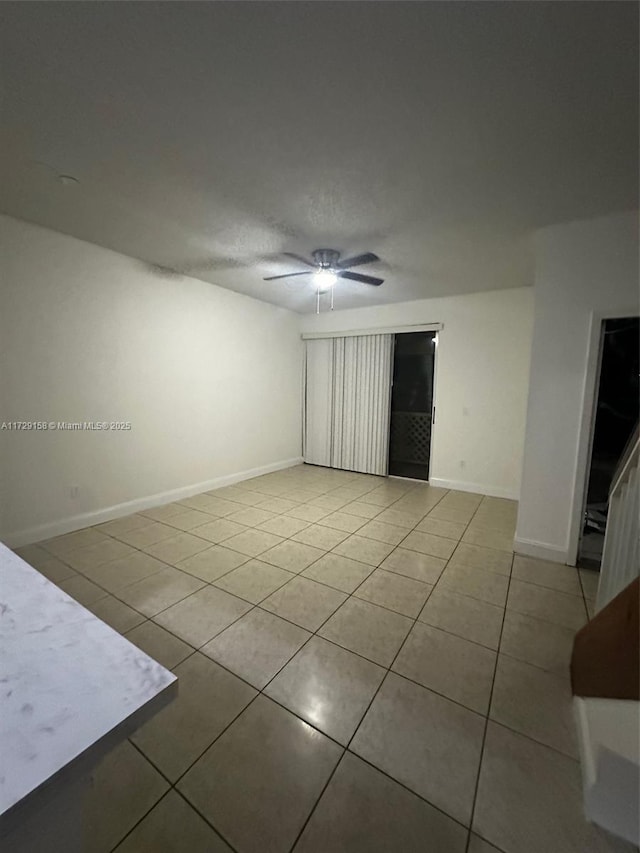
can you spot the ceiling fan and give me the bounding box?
[263,249,384,290]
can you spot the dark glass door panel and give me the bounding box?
[388,332,435,480]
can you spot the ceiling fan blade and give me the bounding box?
[337,252,380,269]
[263,271,313,281]
[282,252,316,268]
[338,270,384,286]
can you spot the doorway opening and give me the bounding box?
[579,317,639,568]
[388,331,436,481]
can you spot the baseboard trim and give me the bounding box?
[428,477,519,501]
[513,536,571,566]
[2,456,304,549]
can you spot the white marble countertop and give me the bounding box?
[0,542,176,824]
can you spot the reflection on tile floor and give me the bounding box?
[17,464,624,853]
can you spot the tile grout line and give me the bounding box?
[286,508,455,851]
[38,468,383,555]
[440,496,510,853]
[152,506,502,844]
[174,786,243,853]
[356,495,497,852]
[59,475,415,611]
[137,483,458,852]
[462,506,515,853]
[144,564,579,762]
[41,484,516,700]
[40,485,524,686]
[118,498,415,853]
[286,490,491,851]
[33,473,426,849]
[103,788,177,853]
[123,536,380,811]
[45,475,464,608]
[288,506,481,848]
[48,490,350,623]
[576,567,594,621]
[157,601,521,736]
[26,472,528,851]
[125,726,246,853]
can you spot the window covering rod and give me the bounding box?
[301,322,443,340]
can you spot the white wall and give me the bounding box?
[0,215,303,546]
[516,210,639,564]
[300,288,534,499]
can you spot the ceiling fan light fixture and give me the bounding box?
[314,269,337,291]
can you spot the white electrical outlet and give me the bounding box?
[70,485,80,499]
[460,460,466,469]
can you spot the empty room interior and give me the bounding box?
[1,3,639,853]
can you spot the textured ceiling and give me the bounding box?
[0,2,637,313]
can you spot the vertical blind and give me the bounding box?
[304,338,334,468]
[304,334,394,476]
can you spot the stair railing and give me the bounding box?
[597,423,640,611]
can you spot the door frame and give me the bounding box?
[429,330,440,483]
[574,318,605,565]
[387,329,439,482]
[568,309,639,565]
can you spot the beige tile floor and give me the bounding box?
[15,465,631,853]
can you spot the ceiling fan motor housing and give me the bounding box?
[312,248,340,269]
